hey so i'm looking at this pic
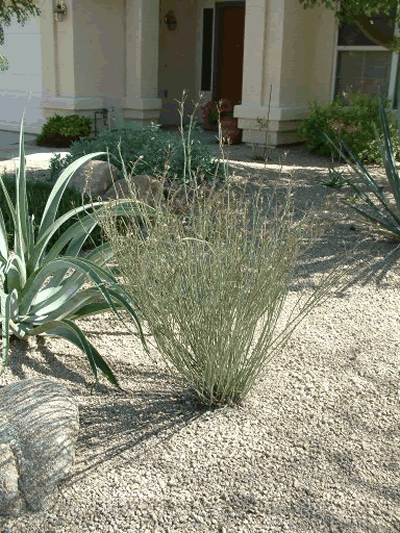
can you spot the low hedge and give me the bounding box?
[298,93,400,164]
[49,123,225,184]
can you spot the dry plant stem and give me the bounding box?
[251,84,272,162]
[102,182,342,407]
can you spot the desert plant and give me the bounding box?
[0,119,147,386]
[325,97,400,241]
[299,93,400,164]
[37,114,92,146]
[49,121,224,184]
[101,181,339,407]
[317,167,348,189]
[251,85,273,162]
[0,172,103,248]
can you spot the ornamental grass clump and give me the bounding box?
[0,118,147,387]
[325,97,400,241]
[101,183,338,407]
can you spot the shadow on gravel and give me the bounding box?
[7,336,94,389]
[70,375,210,481]
[229,161,400,289]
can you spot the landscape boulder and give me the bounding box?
[102,174,163,205]
[0,379,79,517]
[69,160,121,197]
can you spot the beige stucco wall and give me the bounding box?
[36,0,338,145]
[158,0,197,124]
[40,0,161,127]
[236,0,337,145]
[40,0,124,123]
[73,0,125,105]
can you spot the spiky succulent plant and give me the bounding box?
[0,119,147,387]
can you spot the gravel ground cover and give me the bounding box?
[0,142,399,533]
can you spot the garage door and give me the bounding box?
[0,16,44,133]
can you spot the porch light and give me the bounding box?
[54,0,67,23]
[164,10,177,31]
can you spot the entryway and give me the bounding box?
[213,1,245,103]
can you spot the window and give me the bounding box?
[201,8,214,92]
[334,11,399,106]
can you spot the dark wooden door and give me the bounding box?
[214,2,245,103]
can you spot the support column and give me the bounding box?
[40,0,124,122]
[235,0,336,146]
[123,0,162,125]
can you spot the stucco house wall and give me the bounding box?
[235,0,336,144]
[0,0,374,144]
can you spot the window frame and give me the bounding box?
[331,17,400,107]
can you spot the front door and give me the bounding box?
[213,2,245,103]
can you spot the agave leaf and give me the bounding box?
[345,180,400,237]
[0,174,17,231]
[31,319,119,386]
[29,288,104,325]
[28,200,104,272]
[0,289,11,365]
[8,288,19,322]
[75,285,146,343]
[0,172,24,257]
[44,210,100,263]
[3,254,26,294]
[15,117,36,260]
[0,209,9,262]
[326,135,387,200]
[43,200,143,264]
[377,98,400,208]
[45,242,114,291]
[325,133,400,228]
[20,256,121,318]
[28,283,87,319]
[347,204,400,238]
[37,152,109,238]
[28,285,127,325]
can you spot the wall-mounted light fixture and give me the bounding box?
[54,0,67,23]
[164,10,177,31]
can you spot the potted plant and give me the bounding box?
[200,100,219,131]
[200,99,242,144]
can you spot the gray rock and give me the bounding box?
[0,379,79,517]
[69,160,121,197]
[102,174,163,205]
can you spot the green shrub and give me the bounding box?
[49,122,224,184]
[37,114,92,146]
[299,93,400,164]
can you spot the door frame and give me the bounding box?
[212,1,245,102]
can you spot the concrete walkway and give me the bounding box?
[0,129,70,172]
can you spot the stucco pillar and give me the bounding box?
[235,0,336,146]
[123,0,162,125]
[40,0,124,121]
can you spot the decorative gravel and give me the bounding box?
[0,144,399,533]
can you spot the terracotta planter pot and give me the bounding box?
[220,116,242,144]
[201,116,218,131]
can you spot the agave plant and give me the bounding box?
[0,119,147,387]
[325,97,400,240]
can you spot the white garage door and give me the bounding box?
[0,15,44,133]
